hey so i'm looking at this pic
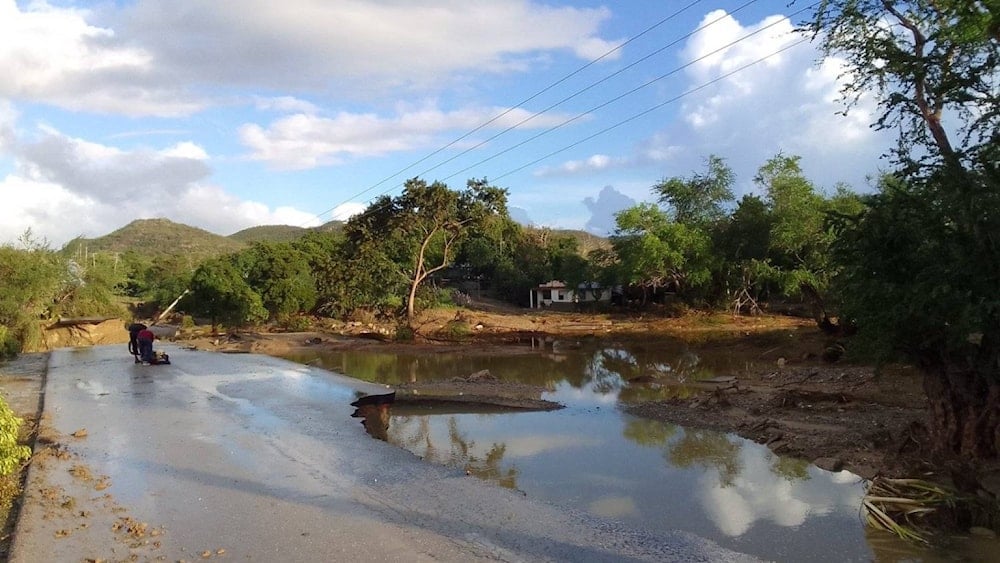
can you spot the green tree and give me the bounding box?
[809,1,1000,459]
[610,204,712,303]
[186,258,266,330]
[654,155,735,227]
[0,233,65,352]
[237,242,316,319]
[341,178,507,322]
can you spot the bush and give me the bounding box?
[442,320,471,339]
[0,396,30,476]
[0,326,18,360]
[180,315,195,329]
[394,325,415,342]
[280,315,313,332]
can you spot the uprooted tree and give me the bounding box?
[807,1,1000,460]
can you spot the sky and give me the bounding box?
[0,0,895,247]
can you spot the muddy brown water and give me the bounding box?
[281,339,997,562]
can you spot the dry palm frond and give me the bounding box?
[861,477,963,544]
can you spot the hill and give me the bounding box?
[228,224,309,244]
[524,227,610,255]
[62,218,247,262]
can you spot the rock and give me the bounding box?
[776,357,786,367]
[466,369,496,382]
[813,457,844,472]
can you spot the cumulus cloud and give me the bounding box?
[240,104,575,169]
[0,0,203,116]
[583,186,636,235]
[0,121,319,246]
[328,202,366,221]
[0,1,620,117]
[544,9,890,195]
[111,0,620,94]
[697,442,864,537]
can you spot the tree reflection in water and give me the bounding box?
[391,415,519,490]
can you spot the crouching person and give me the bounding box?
[137,327,155,364]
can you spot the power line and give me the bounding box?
[312,2,812,227]
[492,38,810,183]
[303,0,714,225]
[404,0,763,188]
[436,5,813,184]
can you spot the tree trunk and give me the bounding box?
[922,367,1000,461]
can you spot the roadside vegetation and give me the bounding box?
[0,0,996,544]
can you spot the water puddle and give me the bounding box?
[283,342,998,562]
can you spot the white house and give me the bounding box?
[529,280,611,309]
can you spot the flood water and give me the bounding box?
[282,338,993,562]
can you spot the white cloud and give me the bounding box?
[328,202,366,222]
[0,120,319,246]
[240,104,575,170]
[254,96,319,115]
[112,0,619,94]
[541,10,891,196]
[0,1,620,117]
[0,0,203,116]
[535,153,630,176]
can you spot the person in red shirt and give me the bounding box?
[137,328,155,364]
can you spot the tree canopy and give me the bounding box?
[808,0,1000,459]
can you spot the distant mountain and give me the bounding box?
[228,224,309,244]
[62,218,247,262]
[551,229,610,254]
[524,226,610,255]
[59,218,600,266]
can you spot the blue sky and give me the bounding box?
[0,0,893,246]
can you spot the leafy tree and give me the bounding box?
[809,0,1000,459]
[0,233,66,352]
[713,194,777,309]
[237,242,316,320]
[340,178,507,322]
[610,204,712,303]
[186,258,266,329]
[654,155,735,226]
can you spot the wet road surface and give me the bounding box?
[11,345,757,562]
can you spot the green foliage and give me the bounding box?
[0,327,18,361]
[394,325,415,342]
[0,395,30,476]
[442,319,472,339]
[236,242,317,319]
[186,258,267,328]
[610,203,713,301]
[654,154,735,226]
[333,177,509,321]
[812,0,1000,362]
[0,231,128,350]
[228,224,309,244]
[279,315,313,332]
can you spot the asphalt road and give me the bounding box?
[10,345,757,562]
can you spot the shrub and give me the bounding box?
[180,315,195,329]
[0,396,30,476]
[443,320,471,339]
[394,325,415,342]
[281,315,313,332]
[0,326,18,360]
